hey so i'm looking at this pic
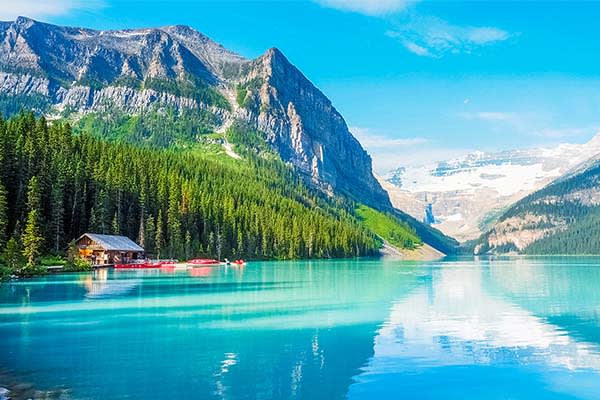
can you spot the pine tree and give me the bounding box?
[22,209,43,267]
[0,182,7,247]
[2,237,22,272]
[155,210,164,259]
[20,175,45,267]
[145,215,156,257]
[138,212,146,248]
[50,177,64,253]
[167,189,182,258]
[207,231,215,257]
[26,176,41,217]
[184,230,192,260]
[111,213,120,235]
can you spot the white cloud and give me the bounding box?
[387,14,512,57]
[457,111,598,140]
[466,27,511,44]
[457,110,546,135]
[351,126,437,172]
[352,127,429,148]
[457,111,521,122]
[314,0,412,16]
[534,127,596,139]
[375,147,473,173]
[0,0,104,21]
[402,40,432,57]
[313,0,512,57]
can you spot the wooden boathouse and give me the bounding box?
[76,233,144,266]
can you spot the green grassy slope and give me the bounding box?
[389,209,459,255]
[355,205,422,250]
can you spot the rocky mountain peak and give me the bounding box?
[0,17,391,209]
[13,16,36,27]
[235,45,390,207]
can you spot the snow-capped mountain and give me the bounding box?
[382,134,600,241]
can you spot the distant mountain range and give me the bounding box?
[474,155,600,255]
[382,134,600,242]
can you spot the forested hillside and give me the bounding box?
[0,112,383,271]
[475,160,600,254]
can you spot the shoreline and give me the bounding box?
[0,369,71,400]
[379,239,446,261]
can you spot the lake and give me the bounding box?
[1,257,600,399]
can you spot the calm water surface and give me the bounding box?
[1,257,600,399]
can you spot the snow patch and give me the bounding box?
[388,135,600,197]
[223,141,241,160]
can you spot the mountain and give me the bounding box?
[382,135,600,241]
[474,156,600,254]
[0,16,388,208]
[0,17,459,259]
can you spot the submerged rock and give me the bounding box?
[0,370,70,400]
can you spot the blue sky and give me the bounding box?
[4,1,600,171]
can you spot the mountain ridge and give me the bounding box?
[474,156,600,254]
[382,134,600,241]
[0,16,391,210]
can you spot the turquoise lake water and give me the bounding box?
[1,257,600,399]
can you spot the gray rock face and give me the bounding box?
[235,48,389,206]
[0,16,390,208]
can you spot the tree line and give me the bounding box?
[0,112,380,275]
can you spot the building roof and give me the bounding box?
[79,233,144,252]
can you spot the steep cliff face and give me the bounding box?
[0,16,390,209]
[233,48,389,207]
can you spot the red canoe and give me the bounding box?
[115,260,176,269]
[187,258,222,266]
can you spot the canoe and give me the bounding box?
[115,260,176,269]
[186,258,222,266]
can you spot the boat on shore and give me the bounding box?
[115,258,245,269]
[186,258,223,267]
[186,258,246,267]
[115,260,177,269]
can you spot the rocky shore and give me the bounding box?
[0,369,71,400]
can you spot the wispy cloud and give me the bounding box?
[352,127,429,148]
[0,0,104,21]
[313,0,413,16]
[351,126,436,172]
[457,111,522,123]
[402,40,431,57]
[457,110,598,140]
[313,0,512,57]
[533,127,598,139]
[457,110,543,135]
[387,14,512,57]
